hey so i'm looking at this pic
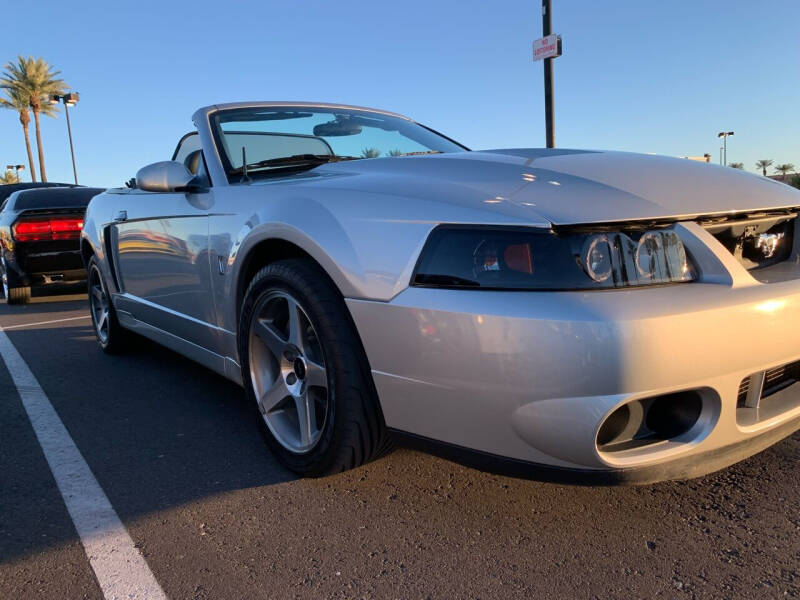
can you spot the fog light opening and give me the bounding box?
[597,391,704,453]
[645,392,702,439]
[597,404,631,446]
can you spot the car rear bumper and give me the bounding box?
[3,243,85,288]
[346,276,800,482]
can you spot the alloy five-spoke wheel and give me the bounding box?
[249,290,329,454]
[89,263,111,344]
[239,259,391,476]
[87,256,128,353]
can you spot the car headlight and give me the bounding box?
[411,226,696,290]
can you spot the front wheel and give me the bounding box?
[239,259,391,476]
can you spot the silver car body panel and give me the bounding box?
[82,101,800,478]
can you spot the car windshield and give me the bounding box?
[210,106,467,180]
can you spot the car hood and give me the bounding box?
[308,149,800,226]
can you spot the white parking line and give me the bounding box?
[0,327,167,600]
[1,315,91,330]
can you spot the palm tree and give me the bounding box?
[774,163,795,182]
[0,169,20,184]
[0,56,66,182]
[361,147,381,158]
[0,87,37,181]
[729,162,744,169]
[755,159,773,176]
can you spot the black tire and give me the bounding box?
[239,258,391,476]
[5,285,31,305]
[1,257,30,305]
[87,256,130,353]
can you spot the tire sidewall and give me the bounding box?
[0,255,8,300]
[88,257,119,352]
[239,263,345,475]
[1,255,29,304]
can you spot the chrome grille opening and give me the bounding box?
[736,378,750,407]
[701,211,797,276]
[762,360,800,398]
[736,359,800,419]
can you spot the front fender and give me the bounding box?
[81,190,122,292]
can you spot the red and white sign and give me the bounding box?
[533,34,561,61]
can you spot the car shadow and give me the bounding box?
[2,320,800,598]
[0,323,296,565]
[0,295,87,317]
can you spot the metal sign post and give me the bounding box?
[533,0,561,148]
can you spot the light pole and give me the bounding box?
[5,164,25,181]
[48,92,80,184]
[717,131,734,166]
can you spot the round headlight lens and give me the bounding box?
[635,231,664,279]
[582,235,613,282]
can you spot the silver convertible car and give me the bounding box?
[82,102,800,483]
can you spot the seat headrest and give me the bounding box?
[184,150,203,175]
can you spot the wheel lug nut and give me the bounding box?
[287,373,297,385]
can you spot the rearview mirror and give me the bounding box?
[312,119,362,137]
[135,161,197,192]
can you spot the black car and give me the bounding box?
[0,186,104,304]
[0,181,80,204]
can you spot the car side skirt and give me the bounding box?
[117,310,229,381]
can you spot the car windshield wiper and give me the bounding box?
[231,154,359,175]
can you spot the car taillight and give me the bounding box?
[13,217,84,242]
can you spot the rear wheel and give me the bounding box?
[1,256,30,305]
[239,259,391,476]
[88,256,129,353]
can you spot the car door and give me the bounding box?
[111,188,217,351]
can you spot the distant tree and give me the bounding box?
[790,174,800,190]
[0,169,20,184]
[388,149,404,157]
[774,163,795,181]
[0,56,66,182]
[361,147,381,158]
[0,87,37,181]
[728,162,744,169]
[755,159,773,176]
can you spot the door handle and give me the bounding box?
[114,210,128,223]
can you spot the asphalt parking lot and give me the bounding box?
[1,293,799,599]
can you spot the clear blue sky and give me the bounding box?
[2,0,798,187]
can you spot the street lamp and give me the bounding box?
[47,92,80,184]
[5,164,25,180]
[717,131,734,166]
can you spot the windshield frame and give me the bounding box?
[208,105,469,182]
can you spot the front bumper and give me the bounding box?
[347,267,800,481]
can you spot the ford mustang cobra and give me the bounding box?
[81,102,800,482]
